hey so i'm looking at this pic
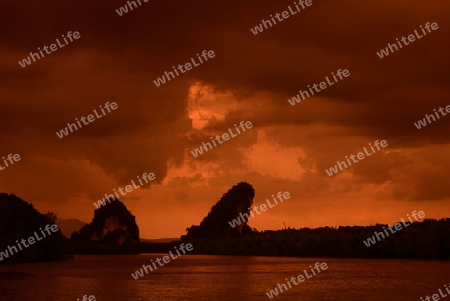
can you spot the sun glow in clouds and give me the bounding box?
[187,83,257,130]
[245,130,309,181]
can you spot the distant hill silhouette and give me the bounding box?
[70,199,140,254]
[55,218,87,238]
[0,193,71,264]
[183,182,255,239]
[140,238,180,243]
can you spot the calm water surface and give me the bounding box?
[0,255,448,300]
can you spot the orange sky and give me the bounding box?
[0,0,449,239]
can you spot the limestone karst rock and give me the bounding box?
[0,193,70,264]
[71,199,139,245]
[184,182,255,239]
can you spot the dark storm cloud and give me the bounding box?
[0,0,449,207]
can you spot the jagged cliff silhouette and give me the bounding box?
[179,184,450,258]
[71,198,139,245]
[183,182,255,239]
[0,193,70,264]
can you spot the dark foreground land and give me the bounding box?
[3,193,449,262]
[70,218,450,259]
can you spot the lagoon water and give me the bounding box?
[0,255,448,300]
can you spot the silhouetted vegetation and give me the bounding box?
[0,193,72,264]
[182,219,450,258]
[180,182,450,258]
[4,187,449,259]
